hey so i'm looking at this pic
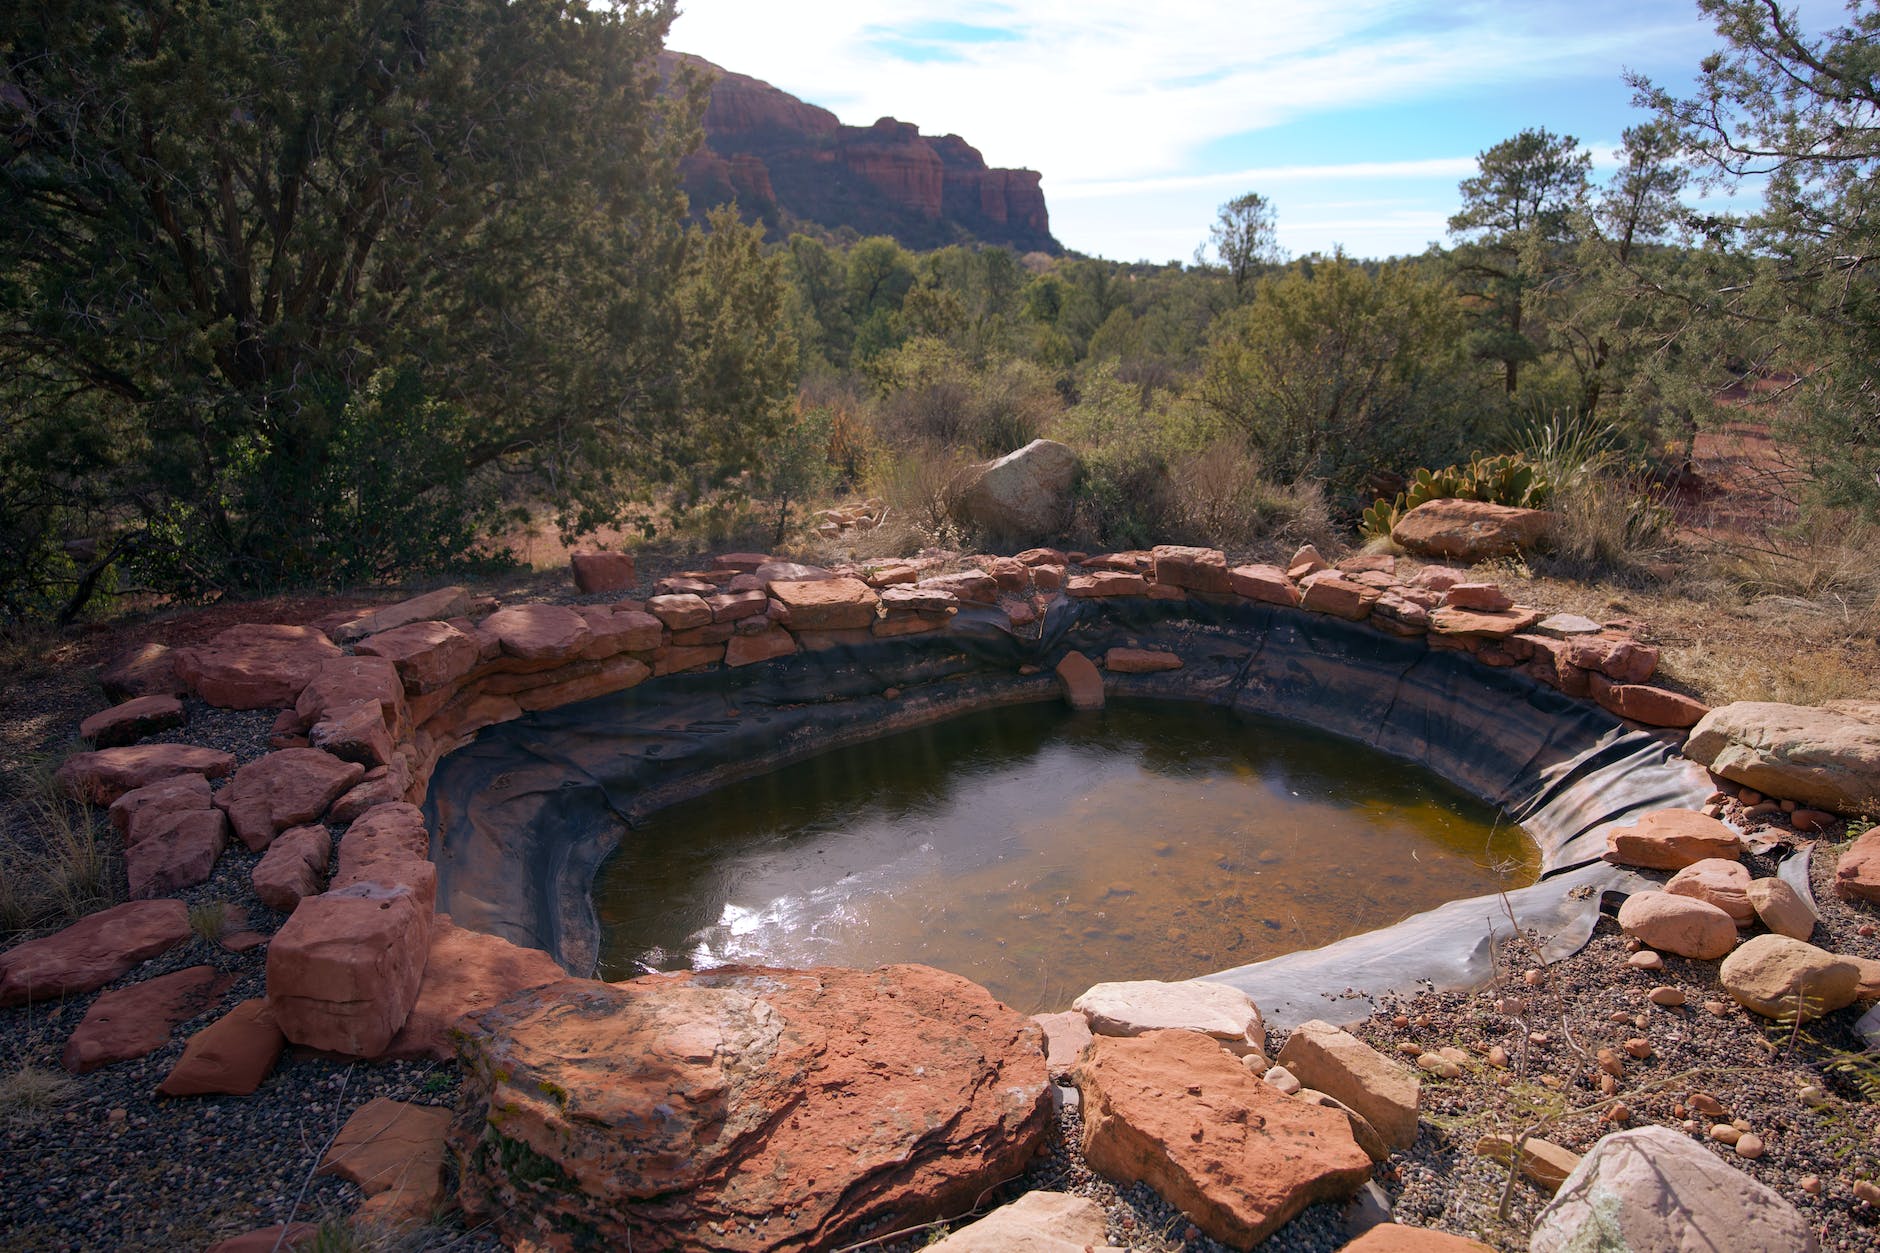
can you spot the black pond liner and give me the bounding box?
[425,595,1717,1030]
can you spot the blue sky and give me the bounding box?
[668,1,1854,261]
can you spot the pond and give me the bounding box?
[592,699,1538,1012]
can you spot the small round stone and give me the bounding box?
[1648,984,1685,1006]
[1523,968,1545,987]
[1735,1133,1764,1159]
[1624,1038,1652,1059]
[1710,1124,1741,1145]
[1628,950,1664,971]
[1800,1175,1822,1195]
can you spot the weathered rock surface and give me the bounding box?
[1529,1125,1817,1253]
[383,915,566,1061]
[1390,499,1555,562]
[952,439,1078,542]
[80,694,186,748]
[1835,825,1880,903]
[926,1191,1125,1253]
[174,623,343,709]
[1340,1226,1494,1251]
[1072,1030,1370,1248]
[251,824,333,913]
[1473,1134,1580,1192]
[1603,808,1740,870]
[1104,647,1183,674]
[1718,933,1861,1022]
[327,586,472,645]
[54,743,235,805]
[61,965,236,1073]
[1665,857,1754,926]
[453,965,1051,1253]
[1685,700,1880,814]
[1073,979,1266,1054]
[1227,563,1300,606]
[268,881,432,1056]
[1032,1010,1095,1079]
[1616,891,1738,960]
[125,808,228,898]
[216,748,365,851]
[0,899,191,1006]
[1745,876,1818,940]
[105,775,212,843]
[769,576,880,630]
[570,549,635,594]
[1055,649,1103,711]
[1274,1018,1420,1150]
[353,619,483,695]
[157,998,286,1096]
[99,641,186,702]
[1151,545,1231,595]
[319,1097,452,1224]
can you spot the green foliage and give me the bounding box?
[1195,252,1492,494]
[1359,454,1554,540]
[0,0,801,614]
[1204,191,1283,302]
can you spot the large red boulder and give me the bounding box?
[55,743,234,805]
[570,549,636,594]
[1072,1029,1371,1248]
[174,623,343,709]
[1390,499,1556,562]
[769,577,880,630]
[320,1097,454,1224]
[0,899,191,1006]
[479,603,592,663]
[1837,825,1880,903]
[354,619,483,695]
[295,655,407,733]
[61,965,236,1073]
[267,882,432,1056]
[327,586,473,645]
[215,748,365,851]
[1604,809,1742,870]
[124,808,228,899]
[109,773,214,841]
[453,965,1051,1252]
[79,694,187,748]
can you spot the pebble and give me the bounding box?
[1416,1054,1462,1079]
[1799,1084,1828,1107]
[1689,1092,1725,1116]
[1264,1066,1301,1096]
[1597,1048,1625,1077]
[1704,1000,1730,1016]
[1739,788,1762,805]
[1623,1038,1652,1059]
[1648,986,1685,1006]
[1608,1011,1631,1025]
[1523,968,1545,987]
[1528,1031,1550,1046]
[1391,1014,1408,1029]
[1855,1180,1880,1206]
[1604,1102,1629,1123]
[1397,1042,1423,1058]
[1801,1176,1822,1195]
[1495,997,1528,1017]
[1859,924,1877,939]
[1628,950,1664,971]
[1598,1073,1618,1095]
[1486,1045,1509,1069]
[1735,1133,1764,1159]
[1710,1124,1742,1145]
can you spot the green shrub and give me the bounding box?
[1360,453,1554,540]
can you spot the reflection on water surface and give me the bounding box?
[593,699,1536,1012]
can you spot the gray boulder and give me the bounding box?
[951,439,1078,543]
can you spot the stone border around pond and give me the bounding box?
[26,542,1741,1059]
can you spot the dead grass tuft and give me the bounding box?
[0,756,117,935]
[0,1063,77,1123]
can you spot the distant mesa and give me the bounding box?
[659,51,1060,254]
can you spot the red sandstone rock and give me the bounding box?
[577,607,663,656]
[55,743,234,805]
[1616,891,1738,960]
[1016,547,1069,566]
[711,551,772,573]
[1032,563,1066,592]
[1566,634,1660,683]
[204,1223,318,1253]
[916,571,1000,605]
[880,585,961,614]
[1067,572,1149,598]
[652,643,725,674]
[1073,1030,1371,1248]
[173,623,343,709]
[327,586,473,645]
[479,603,592,663]
[385,916,567,1060]
[1391,499,1556,562]
[1056,650,1103,711]
[978,555,1029,591]
[1429,605,1544,638]
[1835,826,1880,903]
[1228,564,1300,607]
[307,701,395,769]
[295,656,406,734]
[354,620,483,695]
[125,808,228,899]
[452,965,1051,1253]
[1666,858,1755,926]
[1342,1228,1495,1252]
[671,621,735,646]
[1150,545,1231,594]
[874,613,948,638]
[1287,544,1329,578]
[99,642,186,702]
[109,773,214,841]
[157,998,285,1096]
[252,824,333,913]
[268,881,432,1056]
[754,560,834,585]
[865,564,920,587]
[216,748,365,851]
[79,694,186,749]
[706,588,768,622]
[513,655,651,711]
[571,549,636,594]
[319,1097,453,1222]
[1085,551,1152,573]
[0,899,191,1006]
[725,624,798,668]
[645,592,713,631]
[770,577,880,629]
[1300,572,1380,620]
[1590,677,1709,728]
[1337,553,1398,576]
[1105,648,1183,674]
[1442,582,1513,611]
[60,965,236,1074]
[1605,809,1742,870]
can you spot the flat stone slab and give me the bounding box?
[1604,808,1741,870]
[216,748,365,851]
[0,899,191,1007]
[382,914,566,1061]
[1073,979,1266,1054]
[319,1097,452,1223]
[157,998,286,1096]
[328,586,472,644]
[61,965,236,1073]
[80,694,186,748]
[927,1191,1125,1253]
[174,623,343,709]
[1274,1018,1420,1150]
[55,744,235,805]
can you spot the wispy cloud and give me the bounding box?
[1054,157,1483,201]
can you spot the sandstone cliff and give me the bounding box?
[660,52,1059,253]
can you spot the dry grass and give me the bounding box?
[0,757,116,936]
[0,1063,77,1124]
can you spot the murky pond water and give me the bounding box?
[593,700,1537,1012]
